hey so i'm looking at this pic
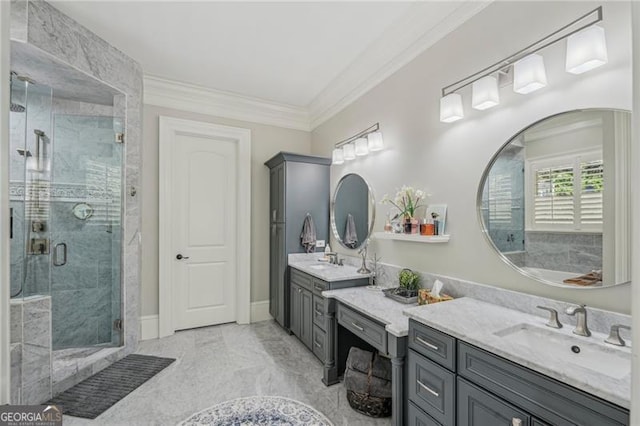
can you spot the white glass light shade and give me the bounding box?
[367,131,384,151]
[332,148,344,165]
[439,93,464,123]
[343,143,356,161]
[566,25,608,74]
[472,76,500,110]
[355,137,369,156]
[513,54,547,94]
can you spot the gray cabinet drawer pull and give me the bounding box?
[314,340,322,348]
[314,284,324,291]
[351,322,364,332]
[314,309,323,317]
[416,336,439,351]
[417,380,439,397]
[297,288,302,293]
[511,418,523,426]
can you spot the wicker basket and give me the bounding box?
[344,347,392,418]
[346,389,392,418]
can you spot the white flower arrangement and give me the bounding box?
[381,186,429,219]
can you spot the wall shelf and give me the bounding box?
[373,232,450,243]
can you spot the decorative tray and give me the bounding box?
[382,287,418,304]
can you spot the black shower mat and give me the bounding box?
[48,353,175,419]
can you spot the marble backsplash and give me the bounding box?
[337,253,631,337]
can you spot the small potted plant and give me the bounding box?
[398,268,420,295]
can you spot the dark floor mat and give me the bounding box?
[48,353,175,419]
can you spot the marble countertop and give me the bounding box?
[404,297,631,409]
[322,287,410,337]
[288,253,371,282]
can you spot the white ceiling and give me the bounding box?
[49,1,489,124]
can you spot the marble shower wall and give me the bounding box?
[10,296,52,404]
[11,0,142,399]
[523,231,602,274]
[480,145,525,254]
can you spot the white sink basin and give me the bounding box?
[308,264,334,270]
[494,323,631,379]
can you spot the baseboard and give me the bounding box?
[251,300,272,323]
[141,302,271,340]
[139,315,159,341]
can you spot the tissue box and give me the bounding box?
[417,289,454,305]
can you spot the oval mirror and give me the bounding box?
[478,109,631,289]
[331,173,375,250]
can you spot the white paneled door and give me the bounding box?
[173,133,237,330]
[159,117,251,336]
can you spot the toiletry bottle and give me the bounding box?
[384,213,393,233]
[324,244,331,261]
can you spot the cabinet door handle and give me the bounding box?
[272,209,277,221]
[314,309,323,317]
[351,322,364,332]
[511,418,523,426]
[314,284,324,292]
[297,288,302,293]
[314,340,322,348]
[416,336,439,351]
[417,380,439,397]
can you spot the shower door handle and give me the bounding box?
[53,243,67,266]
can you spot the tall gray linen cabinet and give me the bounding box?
[264,152,331,330]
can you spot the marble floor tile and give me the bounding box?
[61,320,391,426]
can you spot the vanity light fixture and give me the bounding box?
[332,148,344,165]
[332,123,383,165]
[367,131,384,151]
[355,137,369,156]
[471,76,500,110]
[342,143,356,161]
[439,93,464,123]
[513,54,547,94]
[439,6,604,123]
[566,25,608,74]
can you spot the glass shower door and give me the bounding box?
[49,114,123,349]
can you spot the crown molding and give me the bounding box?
[308,1,492,130]
[144,75,311,131]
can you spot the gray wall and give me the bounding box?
[141,105,311,316]
[311,1,632,313]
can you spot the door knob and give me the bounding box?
[176,254,190,260]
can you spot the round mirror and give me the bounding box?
[331,173,375,250]
[72,202,94,220]
[478,109,631,289]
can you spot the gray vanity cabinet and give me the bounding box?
[265,153,331,330]
[290,281,313,349]
[289,267,368,362]
[457,378,531,426]
[407,319,630,426]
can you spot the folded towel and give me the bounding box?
[300,213,316,253]
[344,213,358,249]
[563,270,602,286]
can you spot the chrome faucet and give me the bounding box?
[605,324,631,346]
[565,304,591,337]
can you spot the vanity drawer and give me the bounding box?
[409,320,456,371]
[312,294,326,331]
[408,401,442,426]
[408,349,456,426]
[312,325,326,363]
[290,268,313,292]
[457,377,530,426]
[337,304,387,353]
[312,279,328,295]
[458,342,629,426]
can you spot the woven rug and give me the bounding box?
[179,396,334,426]
[48,354,175,419]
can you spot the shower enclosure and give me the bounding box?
[9,71,124,403]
